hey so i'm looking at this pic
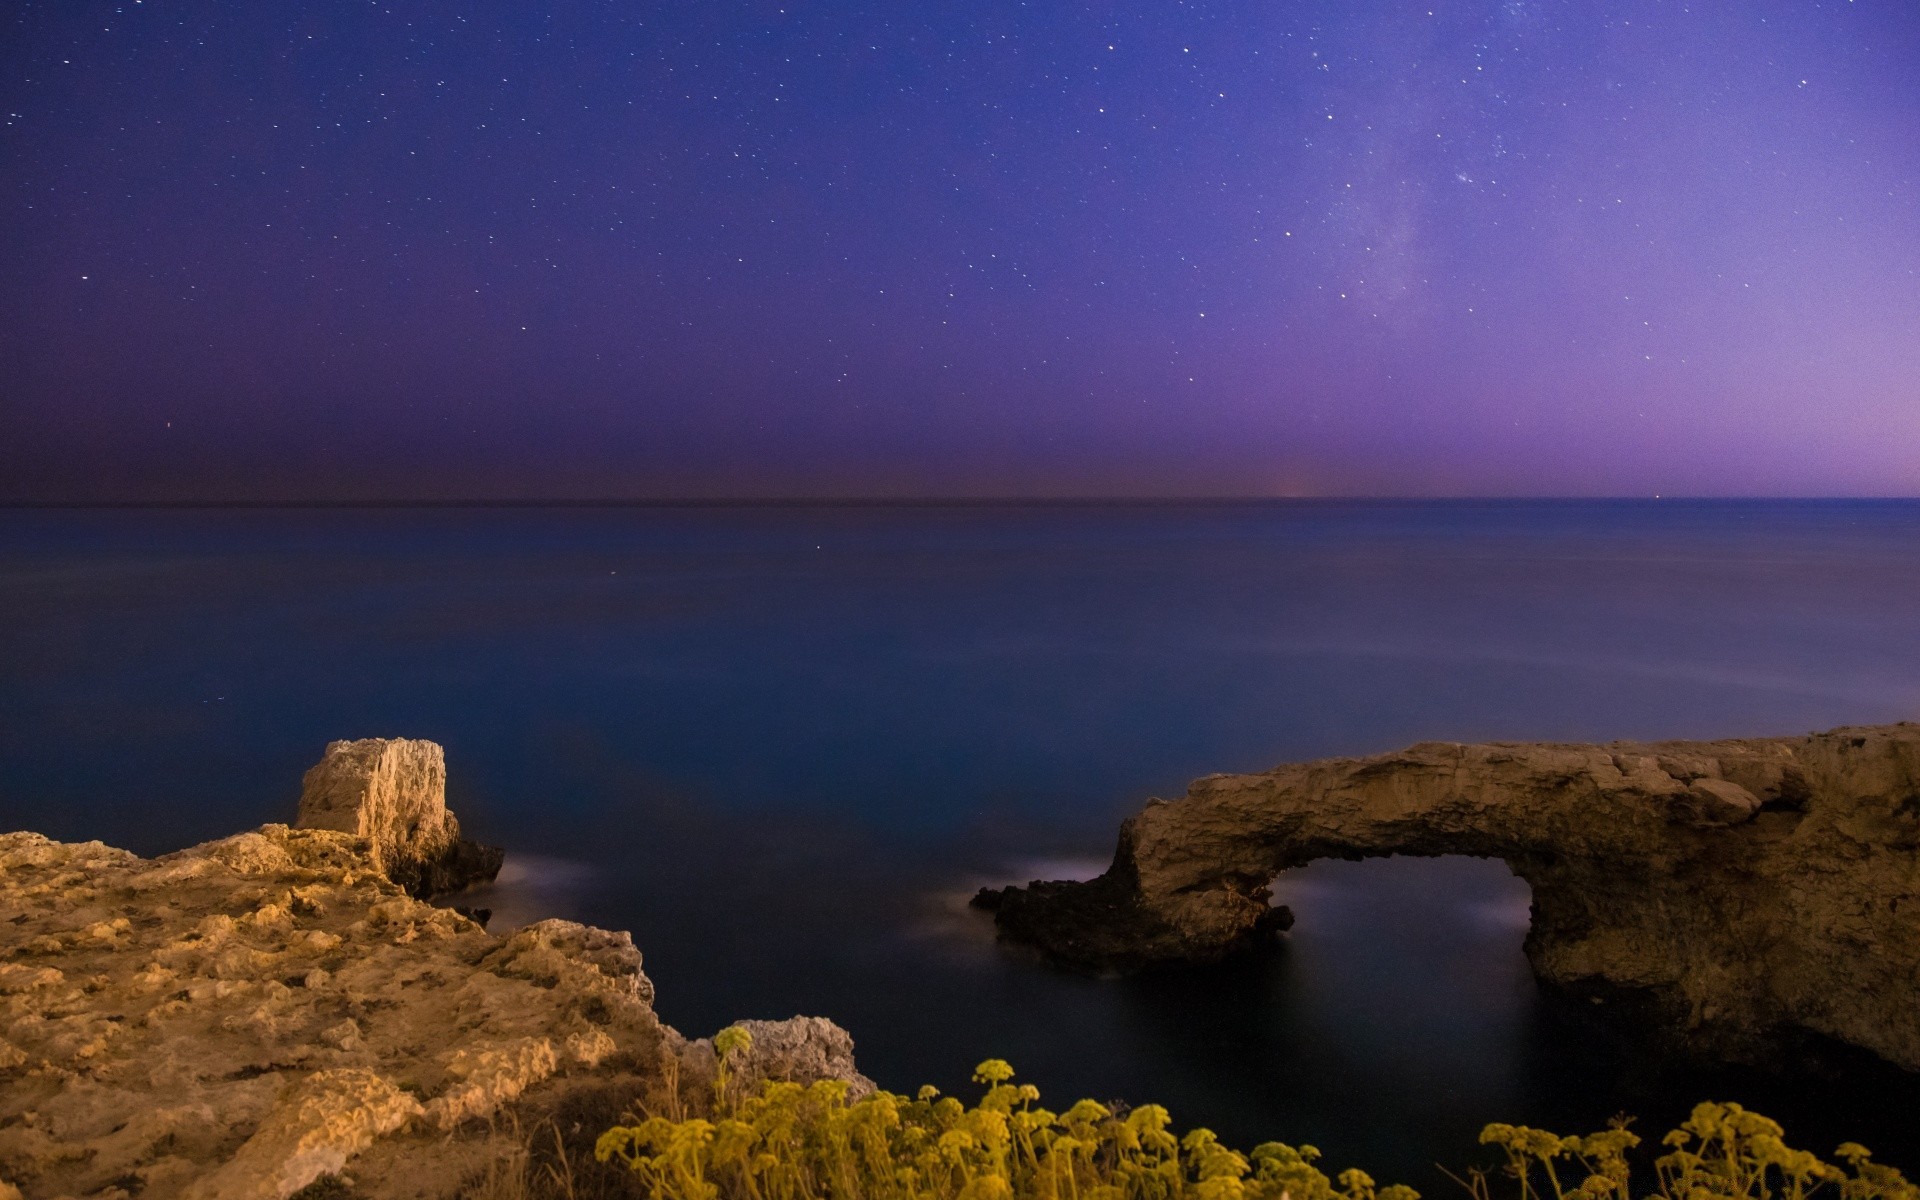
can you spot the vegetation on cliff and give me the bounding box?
[591,1033,1916,1200]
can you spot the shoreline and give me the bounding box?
[0,821,870,1200]
[8,726,1920,1198]
[0,740,873,1200]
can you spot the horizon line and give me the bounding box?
[4,495,1919,510]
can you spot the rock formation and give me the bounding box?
[687,1016,875,1103]
[978,723,1920,1072]
[295,738,503,898]
[0,742,868,1200]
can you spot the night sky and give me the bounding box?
[4,1,1918,501]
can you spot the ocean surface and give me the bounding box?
[5,501,1920,1186]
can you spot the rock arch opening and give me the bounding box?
[1269,854,1538,1069]
[977,725,1920,1071]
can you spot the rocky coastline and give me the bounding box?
[0,739,868,1200]
[10,723,1920,1198]
[976,722,1920,1073]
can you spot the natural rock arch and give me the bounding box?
[976,724,1920,1071]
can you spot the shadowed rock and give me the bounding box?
[977,723,1920,1070]
[973,840,1295,973]
[295,738,504,898]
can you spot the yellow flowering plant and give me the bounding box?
[598,1031,1914,1200]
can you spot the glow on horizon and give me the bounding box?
[3,0,1918,501]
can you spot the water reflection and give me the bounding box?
[444,853,596,933]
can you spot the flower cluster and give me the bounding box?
[1475,1102,1915,1200]
[598,1031,1912,1200]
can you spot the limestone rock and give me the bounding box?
[982,723,1920,1072]
[685,1016,875,1101]
[295,738,504,897]
[423,1036,560,1130]
[180,1069,423,1200]
[0,823,665,1199]
[1682,778,1763,826]
[482,920,656,1008]
[1,741,872,1200]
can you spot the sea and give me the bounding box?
[4,500,1919,1187]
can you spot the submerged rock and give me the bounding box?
[983,722,1920,1072]
[295,738,504,898]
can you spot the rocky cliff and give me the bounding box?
[978,723,1920,1072]
[0,742,867,1200]
[294,738,503,899]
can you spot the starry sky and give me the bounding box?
[4,0,1918,501]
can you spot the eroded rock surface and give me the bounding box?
[0,824,666,1199]
[979,723,1920,1071]
[1,751,869,1199]
[687,1016,876,1102]
[295,738,503,898]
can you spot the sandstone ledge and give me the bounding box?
[0,821,866,1199]
[979,723,1920,1072]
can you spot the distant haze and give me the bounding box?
[4,1,1918,501]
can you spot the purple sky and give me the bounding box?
[4,0,1918,500]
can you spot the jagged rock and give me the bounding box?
[179,1070,422,1200]
[295,738,504,897]
[981,723,1920,1071]
[1,742,872,1200]
[482,920,656,1008]
[0,823,669,1199]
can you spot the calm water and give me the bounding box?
[5,501,1920,1185]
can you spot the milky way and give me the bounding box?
[4,0,1917,499]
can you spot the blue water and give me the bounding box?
[4,501,1919,1184]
